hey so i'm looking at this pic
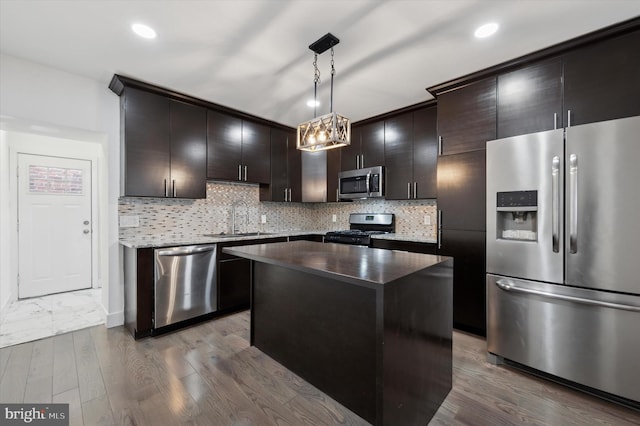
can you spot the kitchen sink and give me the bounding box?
[203,232,276,238]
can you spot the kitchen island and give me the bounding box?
[223,241,453,426]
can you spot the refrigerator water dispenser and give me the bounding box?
[496,190,538,241]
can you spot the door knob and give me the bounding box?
[83,220,90,225]
[83,229,90,234]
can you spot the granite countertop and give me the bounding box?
[223,240,449,287]
[118,231,319,248]
[119,231,437,249]
[370,233,438,244]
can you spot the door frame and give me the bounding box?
[7,131,103,305]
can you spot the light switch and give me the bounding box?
[332,214,337,223]
[261,215,267,224]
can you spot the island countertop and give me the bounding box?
[233,240,453,425]
[223,240,450,288]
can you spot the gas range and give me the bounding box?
[324,213,395,246]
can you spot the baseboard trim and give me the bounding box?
[105,308,124,328]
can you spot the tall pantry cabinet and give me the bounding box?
[435,77,495,336]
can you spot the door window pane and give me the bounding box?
[29,165,84,195]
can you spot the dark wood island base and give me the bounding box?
[224,241,453,425]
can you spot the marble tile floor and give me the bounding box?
[0,288,104,348]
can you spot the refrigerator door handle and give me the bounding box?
[551,156,560,253]
[437,210,442,250]
[495,279,640,312]
[569,154,578,253]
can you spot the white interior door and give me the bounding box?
[18,154,92,298]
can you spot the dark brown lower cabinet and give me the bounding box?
[438,229,486,336]
[217,237,287,312]
[219,255,251,311]
[369,238,437,254]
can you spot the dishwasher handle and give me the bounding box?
[156,244,217,257]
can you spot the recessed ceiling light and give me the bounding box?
[131,23,156,39]
[475,22,499,38]
[306,99,320,108]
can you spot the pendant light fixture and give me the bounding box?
[297,33,351,151]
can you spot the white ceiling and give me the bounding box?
[1,1,639,128]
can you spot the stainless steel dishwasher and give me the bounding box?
[154,244,217,328]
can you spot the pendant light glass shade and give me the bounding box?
[297,112,351,151]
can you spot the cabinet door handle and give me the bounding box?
[553,113,558,130]
[288,188,292,202]
[413,182,417,199]
[238,164,242,181]
[407,182,411,199]
[284,188,288,202]
[356,155,360,169]
[567,109,572,128]
[244,165,248,181]
[172,179,176,197]
[438,136,443,156]
[164,179,168,197]
[360,154,364,168]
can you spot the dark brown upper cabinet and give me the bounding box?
[288,131,302,202]
[437,77,496,155]
[436,150,486,232]
[564,29,640,127]
[326,147,341,202]
[497,58,563,139]
[169,100,207,199]
[122,87,171,198]
[121,88,206,198]
[340,125,361,171]
[264,127,288,202]
[413,106,438,199]
[261,129,301,202]
[384,106,437,200]
[207,111,271,184]
[384,111,413,200]
[206,110,242,181]
[340,121,384,171]
[241,120,271,184]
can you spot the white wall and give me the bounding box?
[0,130,10,311]
[0,54,122,326]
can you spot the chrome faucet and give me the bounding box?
[231,200,248,234]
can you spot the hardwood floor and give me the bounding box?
[1,311,638,425]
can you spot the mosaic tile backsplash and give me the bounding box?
[119,181,437,240]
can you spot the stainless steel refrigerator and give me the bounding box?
[486,115,640,405]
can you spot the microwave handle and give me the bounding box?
[365,172,371,196]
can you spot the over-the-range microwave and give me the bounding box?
[338,166,384,200]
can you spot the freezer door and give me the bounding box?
[566,116,640,295]
[486,129,564,283]
[487,274,640,403]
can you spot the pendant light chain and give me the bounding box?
[330,47,335,113]
[313,53,320,117]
